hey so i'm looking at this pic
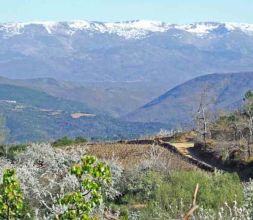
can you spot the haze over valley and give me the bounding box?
[0,20,253,142]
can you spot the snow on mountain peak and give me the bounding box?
[0,20,253,39]
[225,22,253,33]
[103,20,170,39]
[0,21,57,36]
[107,20,168,31]
[174,23,220,35]
[66,20,170,38]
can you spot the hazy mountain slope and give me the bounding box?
[0,21,253,90]
[125,72,253,127]
[0,84,165,143]
[0,84,94,112]
[0,77,167,117]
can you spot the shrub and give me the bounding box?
[119,206,129,219]
[0,144,27,160]
[140,170,243,219]
[52,136,74,147]
[162,170,243,210]
[57,155,112,219]
[117,170,162,205]
[115,168,243,219]
[14,143,86,218]
[0,169,27,219]
[243,179,253,218]
[74,136,88,144]
[52,136,87,147]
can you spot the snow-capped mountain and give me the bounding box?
[0,20,253,89]
[1,20,253,39]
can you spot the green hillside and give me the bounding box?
[0,84,93,112]
[0,84,164,143]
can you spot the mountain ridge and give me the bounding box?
[1,20,253,86]
[0,76,167,117]
[1,20,253,39]
[124,72,253,126]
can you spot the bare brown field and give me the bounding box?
[79,143,199,170]
[71,112,96,119]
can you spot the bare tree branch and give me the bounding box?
[182,183,199,220]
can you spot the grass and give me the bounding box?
[113,169,243,220]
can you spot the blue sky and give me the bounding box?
[0,0,253,24]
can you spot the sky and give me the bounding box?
[0,0,253,24]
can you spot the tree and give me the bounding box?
[0,115,10,157]
[243,90,253,158]
[195,86,215,148]
[15,143,87,218]
[210,90,253,160]
[0,169,25,220]
[57,155,112,220]
[0,115,7,144]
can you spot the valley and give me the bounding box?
[1,21,253,143]
[1,1,253,219]
[1,71,253,143]
[0,83,165,143]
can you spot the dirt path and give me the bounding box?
[166,142,239,172]
[158,141,215,171]
[170,142,195,158]
[159,141,253,181]
[170,142,216,168]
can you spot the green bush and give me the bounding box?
[115,169,243,219]
[117,170,162,204]
[0,169,32,219]
[119,207,129,219]
[57,155,111,219]
[74,136,88,144]
[52,136,74,147]
[158,170,243,210]
[52,136,87,147]
[0,144,27,160]
[140,170,243,219]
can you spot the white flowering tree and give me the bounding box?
[0,142,122,219]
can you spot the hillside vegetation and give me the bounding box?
[0,76,167,117]
[1,72,253,143]
[125,72,253,126]
[0,141,250,219]
[165,89,253,181]
[0,84,165,143]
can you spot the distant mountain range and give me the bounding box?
[1,20,253,39]
[0,20,253,142]
[125,72,253,127]
[1,20,253,90]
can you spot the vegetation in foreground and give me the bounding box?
[0,141,252,220]
[194,90,253,167]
